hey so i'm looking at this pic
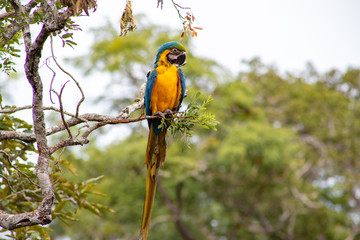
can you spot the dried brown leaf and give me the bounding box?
[120,1,136,37]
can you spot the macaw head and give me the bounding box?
[154,41,186,68]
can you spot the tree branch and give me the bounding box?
[51,80,73,138]
[0,99,189,144]
[50,35,85,117]
[0,130,36,142]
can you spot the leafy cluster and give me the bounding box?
[0,96,112,239]
[161,92,219,147]
[0,24,21,74]
[0,102,40,238]
[54,18,82,48]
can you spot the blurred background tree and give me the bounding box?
[48,21,360,239]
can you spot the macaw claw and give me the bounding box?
[164,109,173,118]
[153,111,165,118]
[153,110,173,118]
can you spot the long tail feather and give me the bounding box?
[139,125,167,240]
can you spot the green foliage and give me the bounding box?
[0,102,37,211]
[1,225,52,240]
[0,27,22,74]
[52,18,82,49]
[50,134,149,239]
[0,0,85,75]
[0,95,111,239]
[161,92,219,148]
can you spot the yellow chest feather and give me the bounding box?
[150,65,181,114]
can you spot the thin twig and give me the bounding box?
[52,147,67,185]
[0,11,16,20]
[0,105,90,126]
[0,105,33,113]
[50,35,85,117]
[1,149,40,188]
[0,173,16,192]
[45,57,57,104]
[171,0,191,21]
[52,80,73,138]
[6,188,42,199]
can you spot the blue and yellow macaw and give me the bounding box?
[139,41,187,240]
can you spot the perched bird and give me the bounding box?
[139,41,187,240]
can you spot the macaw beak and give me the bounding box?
[167,51,186,67]
[177,52,186,66]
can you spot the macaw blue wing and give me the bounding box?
[145,69,158,116]
[177,68,186,111]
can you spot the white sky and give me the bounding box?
[60,0,360,74]
[107,0,360,73]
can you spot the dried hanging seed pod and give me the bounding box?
[120,1,136,37]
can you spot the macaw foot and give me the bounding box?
[164,109,174,118]
[153,111,165,118]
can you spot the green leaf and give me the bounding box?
[60,158,77,175]
[62,33,73,39]
[56,213,80,222]
[84,175,104,185]
[83,201,101,216]
[54,200,67,212]
[65,40,77,46]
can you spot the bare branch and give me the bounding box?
[6,188,42,200]
[0,11,15,20]
[45,57,57,104]
[24,0,39,13]
[0,101,188,144]
[0,105,85,119]
[0,209,52,230]
[49,137,90,154]
[50,35,85,117]
[51,80,73,138]
[0,130,36,142]
[0,105,33,113]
